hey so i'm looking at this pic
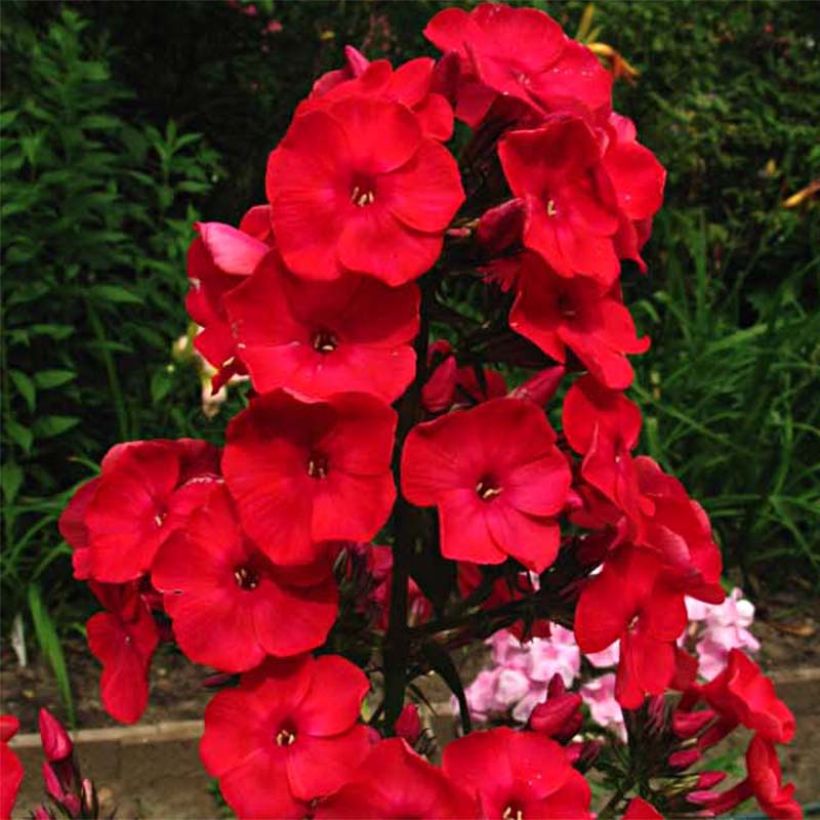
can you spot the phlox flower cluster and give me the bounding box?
[25,4,799,819]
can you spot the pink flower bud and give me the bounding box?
[509,366,565,407]
[668,748,701,769]
[671,708,715,738]
[33,806,56,820]
[476,199,525,255]
[529,692,582,739]
[696,771,727,790]
[394,704,422,745]
[81,778,98,816]
[38,708,73,762]
[42,762,65,803]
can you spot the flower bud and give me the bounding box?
[81,778,99,817]
[696,771,727,790]
[38,708,73,762]
[33,806,56,820]
[476,199,525,256]
[394,704,422,745]
[668,748,701,770]
[42,762,66,803]
[671,708,715,738]
[509,366,565,407]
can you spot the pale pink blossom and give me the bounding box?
[580,674,626,741]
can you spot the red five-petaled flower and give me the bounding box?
[509,252,650,390]
[222,390,397,567]
[401,397,571,572]
[574,546,688,708]
[266,95,464,286]
[499,117,621,285]
[225,252,420,402]
[315,738,479,818]
[442,727,592,819]
[74,439,220,583]
[200,655,370,819]
[86,582,159,724]
[152,484,338,673]
[185,206,273,388]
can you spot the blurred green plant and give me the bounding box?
[0,7,223,648]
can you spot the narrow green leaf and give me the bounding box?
[89,284,143,305]
[34,369,77,389]
[1,461,23,503]
[32,415,80,438]
[10,370,36,412]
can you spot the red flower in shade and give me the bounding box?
[422,340,507,413]
[693,735,801,819]
[223,390,397,566]
[699,650,796,744]
[1,715,24,820]
[633,457,724,603]
[86,582,159,724]
[562,375,647,535]
[266,95,464,285]
[315,738,479,819]
[77,439,220,583]
[442,727,592,819]
[457,563,550,640]
[745,735,801,819]
[499,118,621,285]
[152,484,338,672]
[529,674,584,741]
[624,797,663,819]
[200,655,370,819]
[601,114,666,273]
[347,543,432,630]
[402,398,571,572]
[574,546,689,708]
[509,253,650,390]
[225,252,420,402]
[186,206,273,388]
[306,50,454,142]
[424,4,612,127]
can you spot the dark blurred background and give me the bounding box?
[1,0,818,696]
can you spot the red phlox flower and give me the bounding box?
[401,398,571,572]
[633,456,724,603]
[574,546,688,708]
[442,727,592,818]
[745,734,802,818]
[315,737,479,818]
[508,365,565,407]
[422,340,507,413]
[562,375,647,535]
[222,390,397,566]
[78,439,220,583]
[624,797,663,819]
[394,704,422,746]
[509,253,650,390]
[305,49,454,142]
[698,650,796,744]
[152,484,338,673]
[200,655,370,819]
[1,715,23,820]
[311,45,370,97]
[186,206,273,389]
[225,251,420,403]
[601,113,666,273]
[266,94,464,285]
[424,4,611,128]
[86,581,159,724]
[499,117,622,284]
[692,734,801,819]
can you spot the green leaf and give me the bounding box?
[32,415,80,438]
[89,284,143,305]
[34,369,77,389]
[10,370,36,412]
[1,461,23,503]
[28,585,75,725]
[6,420,33,453]
[150,368,173,404]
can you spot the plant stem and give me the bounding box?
[381,275,432,732]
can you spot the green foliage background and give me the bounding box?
[1,1,818,659]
